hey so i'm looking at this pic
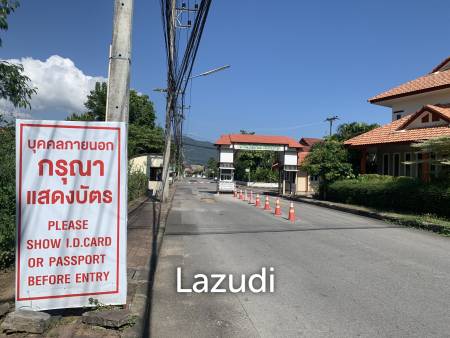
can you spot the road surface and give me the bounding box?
[150,178,450,337]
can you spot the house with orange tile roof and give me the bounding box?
[346,57,450,181]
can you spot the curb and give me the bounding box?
[285,196,449,235]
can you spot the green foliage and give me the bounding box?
[128,166,148,202]
[128,124,164,158]
[327,174,450,217]
[68,82,107,121]
[0,1,36,110]
[235,151,278,182]
[129,92,156,127]
[205,157,218,177]
[332,122,380,142]
[0,0,19,46]
[68,82,157,127]
[67,81,164,158]
[0,61,36,109]
[412,136,450,166]
[0,119,15,269]
[252,167,278,182]
[328,122,380,174]
[300,140,354,193]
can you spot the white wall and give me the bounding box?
[406,111,448,129]
[149,155,163,167]
[284,151,298,165]
[378,88,450,121]
[235,181,279,188]
[219,148,234,163]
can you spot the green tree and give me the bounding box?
[0,0,36,268]
[128,124,164,157]
[0,0,36,110]
[205,157,218,178]
[332,122,380,142]
[412,136,450,180]
[235,151,278,182]
[67,81,164,157]
[300,140,354,198]
[330,122,380,173]
[0,117,15,268]
[412,136,450,165]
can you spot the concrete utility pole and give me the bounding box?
[106,0,134,122]
[161,0,177,201]
[325,115,339,137]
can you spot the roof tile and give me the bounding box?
[369,69,450,103]
[215,134,302,148]
[345,105,450,147]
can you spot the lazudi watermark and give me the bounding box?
[176,267,275,293]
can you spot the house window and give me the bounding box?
[432,113,440,122]
[404,152,411,177]
[149,167,162,181]
[382,153,389,175]
[393,110,403,120]
[421,114,430,123]
[220,169,232,181]
[393,153,400,176]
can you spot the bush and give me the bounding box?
[252,167,278,183]
[128,167,148,202]
[327,174,450,217]
[0,124,15,269]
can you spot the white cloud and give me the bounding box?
[0,55,106,120]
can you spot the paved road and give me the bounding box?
[150,178,450,337]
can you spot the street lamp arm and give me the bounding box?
[189,65,230,79]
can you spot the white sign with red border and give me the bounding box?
[16,120,127,310]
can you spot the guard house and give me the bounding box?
[214,134,302,194]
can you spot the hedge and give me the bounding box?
[327,174,450,218]
[128,167,148,202]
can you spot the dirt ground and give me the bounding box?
[0,268,14,304]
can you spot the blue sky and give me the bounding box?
[2,0,450,141]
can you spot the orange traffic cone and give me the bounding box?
[239,190,244,200]
[255,194,261,207]
[249,190,253,204]
[274,198,282,216]
[264,195,271,210]
[288,202,295,222]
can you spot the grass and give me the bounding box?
[380,211,450,236]
[301,197,450,236]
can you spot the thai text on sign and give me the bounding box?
[16,120,127,310]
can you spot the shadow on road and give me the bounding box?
[142,196,162,338]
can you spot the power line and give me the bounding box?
[158,0,212,199]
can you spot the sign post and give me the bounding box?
[15,120,127,310]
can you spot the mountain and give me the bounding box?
[182,136,217,165]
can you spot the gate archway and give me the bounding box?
[214,134,302,194]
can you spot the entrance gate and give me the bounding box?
[214,134,302,194]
